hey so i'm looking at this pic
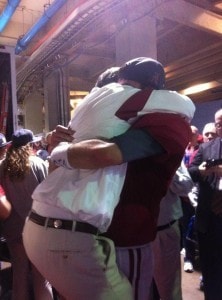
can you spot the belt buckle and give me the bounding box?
[53,219,62,229]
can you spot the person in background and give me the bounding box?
[0,134,11,220]
[177,121,218,291]
[0,129,52,300]
[0,133,11,277]
[189,108,222,299]
[190,121,218,292]
[29,57,195,300]
[184,125,201,167]
[0,184,12,300]
[0,185,11,221]
[181,125,202,273]
[149,161,194,300]
[0,133,10,161]
[32,134,50,161]
[202,122,217,143]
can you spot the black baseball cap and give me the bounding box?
[118,57,165,89]
[12,129,42,148]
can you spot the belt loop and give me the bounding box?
[44,217,49,228]
[72,220,76,232]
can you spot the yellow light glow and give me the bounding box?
[180,81,221,95]
[70,91,88,96]
[215,2,222,10]
[70,98,84,118]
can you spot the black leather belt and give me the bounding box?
[157,219,177,231]
[29,211,99,235]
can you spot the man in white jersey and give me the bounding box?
[23,57,195,300]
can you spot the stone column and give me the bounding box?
[44,65,70,132]
[115,16,157,65]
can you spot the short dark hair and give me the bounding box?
[95,67,120,88]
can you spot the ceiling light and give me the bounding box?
[215,2,222,10]
[180,81,221,95]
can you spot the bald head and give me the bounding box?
[202,122,217,142]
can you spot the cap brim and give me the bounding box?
[32,136,42,143]
[0,141,11,148]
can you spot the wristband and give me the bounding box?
[50,143,73,170]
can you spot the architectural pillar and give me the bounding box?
[44,66,70,132]
[115,16,157,65]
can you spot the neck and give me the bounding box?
[118,79,141,89]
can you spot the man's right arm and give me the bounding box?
[50,127,165,170]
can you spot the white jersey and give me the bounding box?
[32,83,195,232]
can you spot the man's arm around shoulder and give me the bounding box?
[50,128,165,169]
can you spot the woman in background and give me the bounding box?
[0,129,52,300]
